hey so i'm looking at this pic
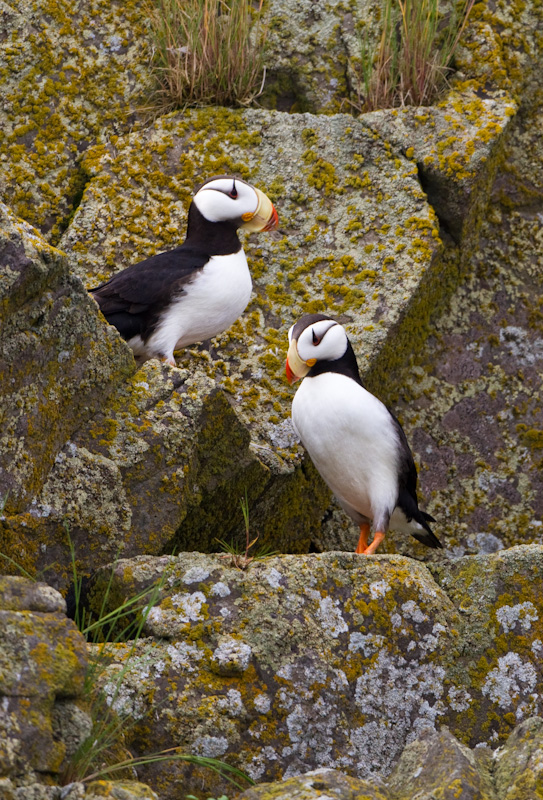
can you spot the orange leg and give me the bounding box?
[355,522,371,554]
[363,531,386,556]
[161,356,177,367]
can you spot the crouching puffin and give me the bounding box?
[285,314,442,555]
[90,176,278,365]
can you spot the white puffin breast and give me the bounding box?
[147,251,252,356]
[292,372,400,519]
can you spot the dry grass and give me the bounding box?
[353,0,475,112]
[147,0,267,110]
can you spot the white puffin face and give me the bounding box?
[286,315,349,384]
[193,176,278,231]
[295,319,348,363]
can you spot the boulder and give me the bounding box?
[0,576,89,783]
[0,203,134,519]
[0,0,151,239]
[81,546,543,798]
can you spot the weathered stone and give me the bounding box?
[46,106,446,564]
[79,546,543,798]
[239,768,392,799]
[364,89,515,242]
[387,727,495,800]
[494,717,543,800]
[0,577,89,782]
[431,546,543,746]
[84,781,158,800]
[377,57,543,559]
[0,0,151,239]
[86,551,459,798]
[0,203,135,527]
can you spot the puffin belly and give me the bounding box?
[147,251,252,357]
[292,372,400,521]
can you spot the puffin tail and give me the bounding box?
[411,510,442,549]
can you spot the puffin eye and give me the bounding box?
[229,181,238,199]
[312,329,320,346]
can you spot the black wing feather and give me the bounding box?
[90,245,211,341]
[389,410,443,549]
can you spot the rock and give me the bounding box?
[0,577,89,783]
[364,89,516,242]
[387,727,495,800]
[0,0,151,239]
[0,203,134,523]
[85,551,458,798]
[80,546,543,798]
[84,781,158,800]
[43,106,445,566]
[494,717,543,800]
[239,768,392,799]
[431,546,543,746]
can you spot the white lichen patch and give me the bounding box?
[482,652,538,708]
[316,596,349,638]
[264,568,283,589]
[210,581,231,597]
[253,693,272,714]
[369,580,391,599]
[348,632,386,657]
[447,685,473,712]
[496,602,539,634]
[212,637,252,674]
[183,566,211,584]
[218,689,245,717]
[193,735,229,758]
[170,591,207,622]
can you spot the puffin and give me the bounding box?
[285,313,442,555]
[90,176,278,365]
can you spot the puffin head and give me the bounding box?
[286,314,348,384]
[193,176,279,232]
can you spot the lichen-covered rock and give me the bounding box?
[239,768,392,799]
[43,106,447,561]
[0,202,134,530]
[0,0,152,240]
[0,577,89,784]
[494,717,543,800]
[364,89,516,242]
[431,546,543,746]
[0,206,135,576]
[80,547,543,798]
[376,53,543,557]
[20,361,329,582]
[0,779,158,799]
[85,551,459,798]
[387,727,495,800]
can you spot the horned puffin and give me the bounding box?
[285,313,442,555]
[90,176,278,365]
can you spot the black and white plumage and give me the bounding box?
[285,314,442,555]
[90,176,278,366]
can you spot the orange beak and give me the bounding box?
[262,204,279,231]
[286,357,296,385]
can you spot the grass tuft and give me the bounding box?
[146,0,267,111]
[352,0,475,112]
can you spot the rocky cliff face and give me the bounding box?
[1,0,543,796]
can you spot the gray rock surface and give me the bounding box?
[81,546,543,798]
[0,577,89,783]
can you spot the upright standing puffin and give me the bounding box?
[90,176,278,365]
[285,313,442,555]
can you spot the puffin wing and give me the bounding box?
[90,245,210,339]
[389,410,442,549]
